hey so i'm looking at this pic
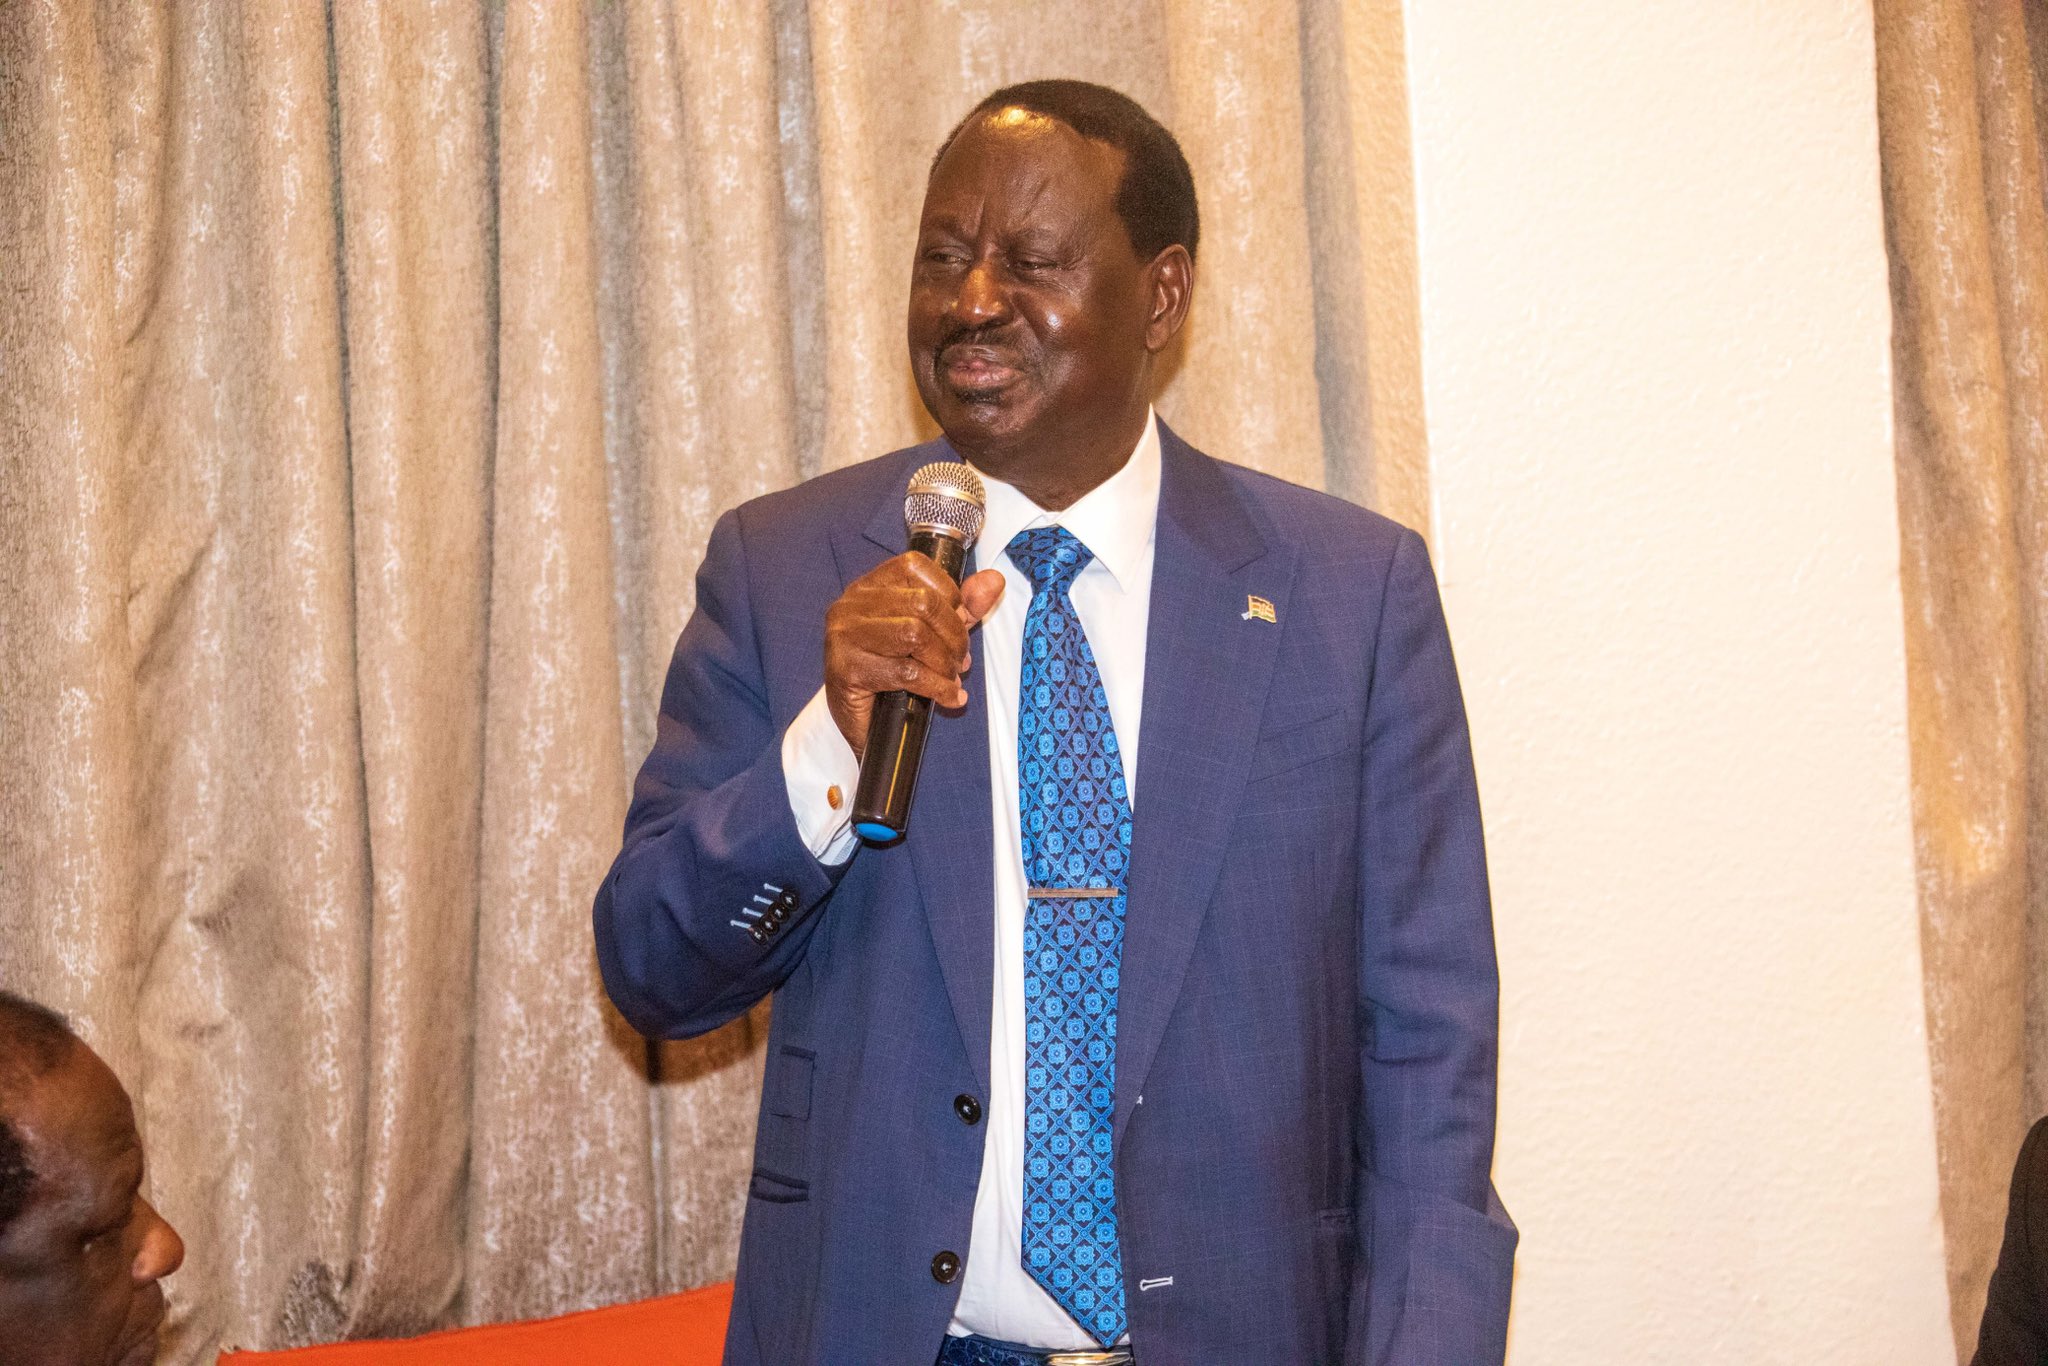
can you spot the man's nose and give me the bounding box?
[950,260,1010,326]
[132,1197,185,1284]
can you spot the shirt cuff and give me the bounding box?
[782,686,861,867]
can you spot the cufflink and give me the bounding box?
[827,784,844,811]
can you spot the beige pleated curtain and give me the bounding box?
[1876,0,2048,1357]
[0,0,1423,1357]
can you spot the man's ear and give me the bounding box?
[1144,244,1194,352]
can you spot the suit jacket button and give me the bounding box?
[931,1250,960,1284]
[953,1094,981,1125]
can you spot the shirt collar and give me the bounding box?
[971,408,1161,592]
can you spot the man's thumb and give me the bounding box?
[960,568,1006,625]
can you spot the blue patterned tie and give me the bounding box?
[1007,526,1130,1347]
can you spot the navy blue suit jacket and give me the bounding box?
[594,424,1516,1364]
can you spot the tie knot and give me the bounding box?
[1006,525,1094,594]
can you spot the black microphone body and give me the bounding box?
[851,465,983,843]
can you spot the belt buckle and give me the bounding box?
[1045,1353,1132,1366]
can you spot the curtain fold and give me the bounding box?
[0,0,143,1113]
[1,1,1418,1357]
[1877,0,2048,1355]
[466,0,656,1326]
[328,0,495,1336]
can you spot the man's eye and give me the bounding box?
[1012,258,1056,273]
[921,248,968,267]
[80,1218,127,1250]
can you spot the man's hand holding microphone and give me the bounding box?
[825,462,999,842]
[822,555,1005,756]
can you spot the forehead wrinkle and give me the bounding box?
[924,163,1066,244]
[1011,169,1058,225]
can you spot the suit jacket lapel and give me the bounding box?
[834,443,997,1100]
[1114,426,1295,1145]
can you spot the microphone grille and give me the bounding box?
[904,461,987,546]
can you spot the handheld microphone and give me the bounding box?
[851,461,987,844]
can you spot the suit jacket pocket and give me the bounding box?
[748,1167,811,1204]
[1317,1205,1359,1337]
[765,1045,814,1118]
[753,1047,814,1199]
[1245,710,1351,786]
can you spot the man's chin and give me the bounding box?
[941,382,1017,417]
[113,1331,160,1366]
[112,1295,167,1366]
[932,388,1034,451]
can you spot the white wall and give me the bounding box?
[1396,3,1957,1361]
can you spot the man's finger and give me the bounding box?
[852,652,969,709]
[894,613,969,681]
[839,609,966,676]
[959,568,1006,626]
[894,551,968,606]
[888,559,972,648]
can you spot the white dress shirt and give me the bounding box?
[781,411,1161,1348]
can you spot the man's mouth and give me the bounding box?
[938,344,1020,392]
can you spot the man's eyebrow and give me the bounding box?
[79,1159,142,1232]
[1003,226,1070,248]
[99,1144,144,1203]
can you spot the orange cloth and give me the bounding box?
[219,1281,731,1364]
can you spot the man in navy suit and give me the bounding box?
[594,79,1515,1364]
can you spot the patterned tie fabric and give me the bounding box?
[1006,526,1130,1347]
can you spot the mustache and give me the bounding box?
[933,322,1023,365]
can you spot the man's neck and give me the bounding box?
[955,405,1152,511]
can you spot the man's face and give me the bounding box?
[0,1044,183,1366]
[908,110,1167,481]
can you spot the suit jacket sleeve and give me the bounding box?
[1348,528,1518,1365]
[593,508,847,1039]
[1975,1117,2048,1366]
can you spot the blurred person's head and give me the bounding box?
[0,992,182,1366]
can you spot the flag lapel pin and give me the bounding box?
[1241,594,1277,624]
